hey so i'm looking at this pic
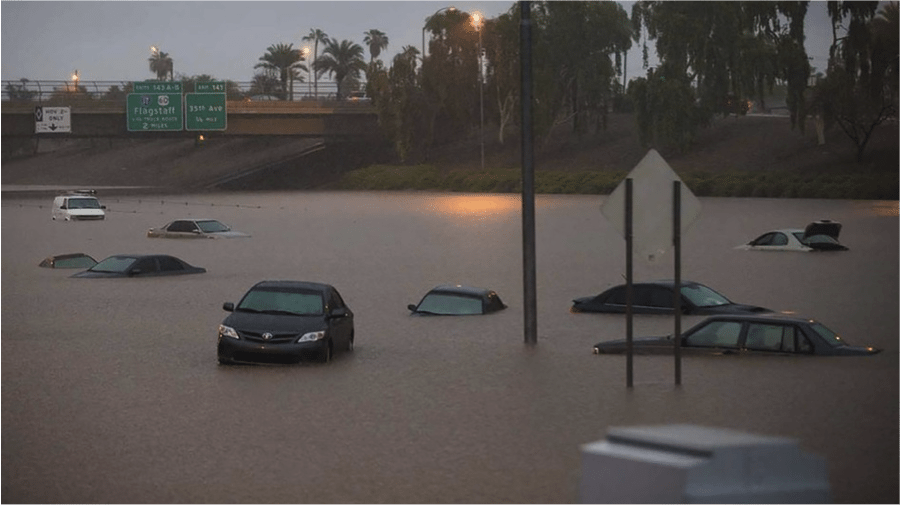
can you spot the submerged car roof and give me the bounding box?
[430,284,494,296]
[250,280,333,292]
[697,313,817,325]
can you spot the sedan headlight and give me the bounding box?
[297,330,325,343]
[219,324,240,340]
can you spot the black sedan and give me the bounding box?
[408,284,507,316]
[71,254,206,278]
[218,281,354,365]
[592,314,881,356]
[571,280,769,315]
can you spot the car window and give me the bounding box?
[685,320,742,348]
[90,256,136,273]
[809,322,845,347]
[239,289,324,315]
[157,256,185,271]
[648,287,673,308]
[744,324,788,351]
[328,290,346,310]
[167,221,197,233]
[417,293,483,315]
[751,233,774,246]
[131,257,158,274]
[197,220,229,233]
[770,233,788,246]
[680,285,730,308]
[605,287,626,305]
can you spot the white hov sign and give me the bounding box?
[35,106,71,133]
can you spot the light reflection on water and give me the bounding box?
[1,192,897,503]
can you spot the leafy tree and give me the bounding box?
[314,39,366,101]
[5,79,35,101]
[249,71,282,98]
[629,1,811,151]
[103,85,126,102]
[369,46,429,161]
[363,29,389,63]
[255,43,306,101]
[148,51,174,81]
[814,1,897,161]
[302,29,330,98]
[421,9,481,144]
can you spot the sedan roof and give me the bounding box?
[430,284,493,296]
[250,280,333,292]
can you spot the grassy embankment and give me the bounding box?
[332,114,898,200]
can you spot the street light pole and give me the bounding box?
[472,12,484,171]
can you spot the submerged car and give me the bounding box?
[147,219,250,239]
[71,254,206,278]
[408,285,507,316]
[571,280,770,315]
[39,252,97,269]
[218,281,354,365]
[592,314,881,356]
[736,220,848,252]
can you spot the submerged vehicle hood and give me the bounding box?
[223,310,326,334]
[695,303,771,315]
[209,230,251,238]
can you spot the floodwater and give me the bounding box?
[2,191,897,503]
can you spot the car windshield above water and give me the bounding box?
[416,292,484,315]
[197,220,230,233]
[680,284,731,308]
[89,255,136,273]
[237,287,325,316]
[66,197,102,209]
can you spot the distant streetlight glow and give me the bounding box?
[71,69,79,92]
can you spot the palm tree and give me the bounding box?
[363,29,390,63]
[148,51,173,81]
[254,43,306,100]
[315,39,367,101]
[302,28,330,98]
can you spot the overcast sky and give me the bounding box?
[1,1,837,85]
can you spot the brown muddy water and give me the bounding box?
[2,191,898,503]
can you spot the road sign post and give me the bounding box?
[127,81,183,132]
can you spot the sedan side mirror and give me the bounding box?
[407,304,417,312]
[223,302,234,312]
[328,307,348,319]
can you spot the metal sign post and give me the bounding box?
[520,1,537,346]
[625,178,634,387]
[673,181,682,386]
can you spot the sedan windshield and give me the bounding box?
[197,220,230,233]
[810,322,846,347]
[416,293,482,315]
[238,289,324,316]
[89,256,136,273]
[680,285,730,308]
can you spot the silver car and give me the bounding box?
[147,219,250,239]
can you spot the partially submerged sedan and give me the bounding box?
[572,280,769,315]
[592,314,881,356]
[147,219,250,239]
[218,281,354,365]
[736,219,848,252]
[71,254,206,278]
[408,285,507,316]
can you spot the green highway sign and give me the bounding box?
[127,92,183,131]
[185,92,227,131]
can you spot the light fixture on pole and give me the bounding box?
[301,46,312,99]
[71,70,79,93]
[471,11,485,171]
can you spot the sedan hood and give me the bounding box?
[223,310,326,335]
